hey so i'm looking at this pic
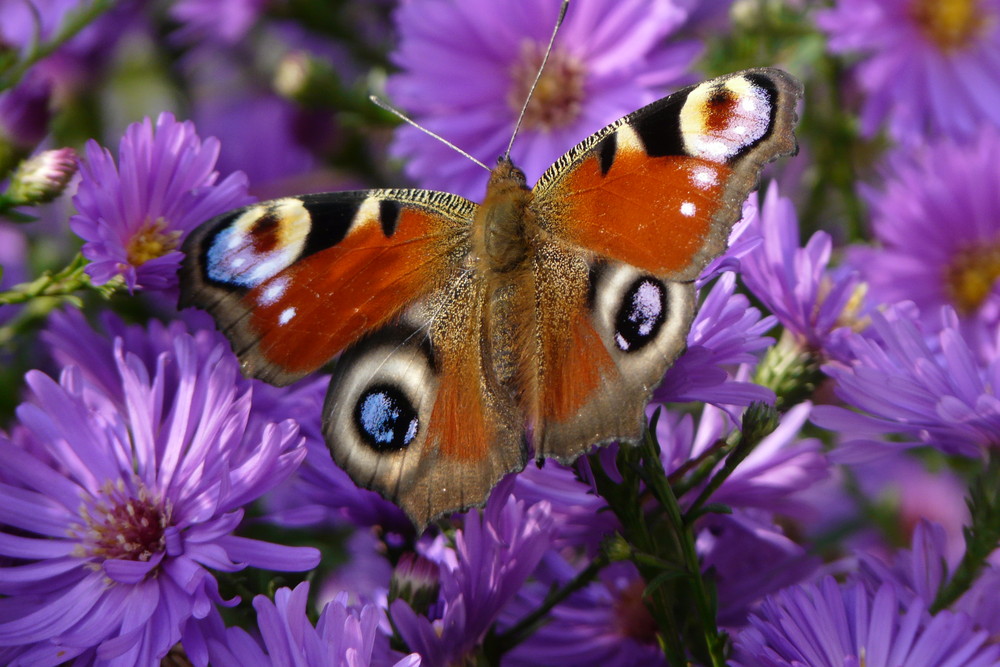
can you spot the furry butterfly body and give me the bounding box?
[180,69,802,528]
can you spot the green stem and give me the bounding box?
[931,451,1000,613]
[636,430,727,667]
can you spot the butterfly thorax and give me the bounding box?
[475,157,537,274]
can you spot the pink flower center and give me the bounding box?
[126,218,182,266]
[945,239,1000,313]
[508,41,586,132]
[75,479,171,562]
[909,0,989,51]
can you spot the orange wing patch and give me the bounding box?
[246,208,459,376]
[555,146,731,280]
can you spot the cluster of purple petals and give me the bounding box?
[70,112,253,292]
[733,521,1000,666]
[205,582,420,666]
[0,316,318,665]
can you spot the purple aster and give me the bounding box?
[858,520,1000,641]
[733,576,1000,667]
[45,308,410,533]
[666,402,829,518]
[206,582,420,667]
[390,482,554,665]
[170,0,268,46]
[70,112,253,292]
[813,305,1000,459]
[386,0,700,198]
[500,558,668,667]
[699,510,821,627]
[817,0,1000,143]
[0,330,318,665]
[846,127,1000,336]
[741,185,866,361]
[512,460,617,553]
[655,271,776,408]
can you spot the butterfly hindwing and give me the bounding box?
[322,271,526,528]
[179,190,474,386]
[527,69,801,457]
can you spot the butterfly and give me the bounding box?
[179,68,802,529]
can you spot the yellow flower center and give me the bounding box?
[909,0,988,51]
[126,218,182,266]
[945,240,1000,313]
[508,41,586,132]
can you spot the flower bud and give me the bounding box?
[389,552,441,616]
[7,148,78,205]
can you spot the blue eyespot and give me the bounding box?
[354,385,418,452]
[614,277,666,352]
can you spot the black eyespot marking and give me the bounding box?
[379,199,401,237]
[597,133,616,176]
[354,384,419,452]
[614,277,666,352]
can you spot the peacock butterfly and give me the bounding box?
[179,68,802,529]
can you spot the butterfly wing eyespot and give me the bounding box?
[524,68,801,460]
[323,284,527,530]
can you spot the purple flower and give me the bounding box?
[671,403,829,518]
[70,112,252,291]
[390,483,554,665]
[206,582,420,667]
[45,308,410,534]
[733,577,1000,667]
[846,127,1000,335]
[386,0,700,199]
[699,510,821,626]
[858,520,1000,640]
[500,559,668,667]
[0,329,318,665]
[170,0,268,46]
[655,271,776,408]
[817,0,1000,143]
[813,306,1000,459]
[740,185,866,361]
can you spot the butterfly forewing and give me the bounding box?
[180,190,475,386]
[526,69,802,458]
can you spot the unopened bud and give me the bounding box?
[389,552,441,616]
[7,147,77,205]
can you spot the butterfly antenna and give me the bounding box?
[370,95,491,173]
[503,0,570,160]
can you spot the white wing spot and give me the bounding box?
[279,307,297,325]
[680,202,696,217]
